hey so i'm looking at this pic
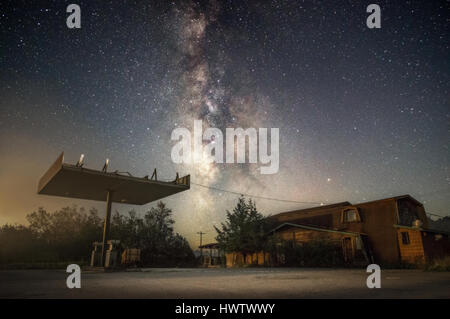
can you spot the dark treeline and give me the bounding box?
[0,201,196,267]
[428,216,450,233]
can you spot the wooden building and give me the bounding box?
[198,243,224,267]
[223,195,449,267]
[267,195,450,266]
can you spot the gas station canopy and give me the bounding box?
[38,152,190,205]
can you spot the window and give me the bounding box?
[397,198,420,226]
[342,208,360,223]
[401,232,410,245]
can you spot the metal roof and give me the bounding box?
[268,202,351,221]
[353,195,423,207]
[37,152,190,205]
[270,222,364,236]
[199,243,220,249]
[393,224,450,235]
[269,195,424,222]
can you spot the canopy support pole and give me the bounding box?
[101,190,114,267]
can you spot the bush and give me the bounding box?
[425,256,450,272]
[275,240,345,267]
[0,202,196,268]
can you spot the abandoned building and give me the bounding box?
[198,243,223,267]
[221,195,450,267]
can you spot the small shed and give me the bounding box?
[198,243,224,267]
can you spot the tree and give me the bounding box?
[0,224,41,264]
[214,197,267,262]
[110,210,142,248]
[0,202,196,267]
[25,206,103,261]
[110,201,196,267]
[428,216,450,232]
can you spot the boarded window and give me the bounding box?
[397,198,420,226]
[401,232,410,245]
[342,208,360,223]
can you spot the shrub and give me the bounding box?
[425,256,450,272]
[275,240,345,267]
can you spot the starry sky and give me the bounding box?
[0,0,449,246]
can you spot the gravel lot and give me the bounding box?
[0,267,449,298]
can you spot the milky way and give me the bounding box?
[0,1,449,245]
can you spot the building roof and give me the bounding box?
[199,243,219,249]
[393,224,450,235]
[267,201,351,221]
[270,222,363,236]
[353,194,423,207]
[269,195,424,223]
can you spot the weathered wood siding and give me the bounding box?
[277,226,351,245]
[421,231,450,261]
[397,229,425,264]
[226,252,271,267]
[354,199,400,264]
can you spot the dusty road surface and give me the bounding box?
[0,268,449,298]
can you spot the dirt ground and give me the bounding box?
[0,267,449,299]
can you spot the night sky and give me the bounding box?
[0,1,449,246]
